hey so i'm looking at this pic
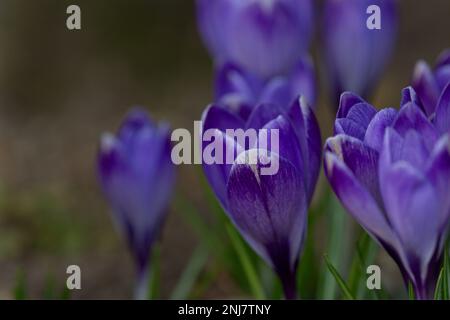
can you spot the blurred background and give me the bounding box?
[0,0,449,299]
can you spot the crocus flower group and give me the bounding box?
[202,97,321,299]
[97,109,175,299]
[94,1,450,301]
[324,87,450,299]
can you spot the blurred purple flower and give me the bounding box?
[215,56,317,117]
[97,108,175,299]
[197,0,314,79]
[412,49,450,117]
[201,97,321,298]
[324,88,450,299]
[322,0,398,102]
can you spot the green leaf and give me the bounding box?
[408,281,415,300]
[297,188,332,299]
[318,194,350,299]
[13,269,27,300]
[170,245,209,299]
[442,242,449,300]
[148,245,161,299]
[226,223,265,299]
[43,274,56,300]
[324,254,354,300]
[174,195,222,255]
[434,267,443,300]
[347,232,379,299]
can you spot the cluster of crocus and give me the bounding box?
[197,0,322,299]
[202,97,321,299]
[412,49,450,117]
[197,0,314,79]
[324,86,450,299]
[97,109,175,299]
[322,0,398,103]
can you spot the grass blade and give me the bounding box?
[434,267,443,300]
[170,245,209,299]
[318,194,350,299]
[442,243,449,300]
[324,254,354,300]
[13,270,27,300]
[226,223,265,299]
[408,281,415,300]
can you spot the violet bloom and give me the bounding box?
[201,97,321,298]
[215,56,317,117]
[322,0,398,102]
[197,0,314,79]
[324,87,450,299]
[412,49,450,117]
[97,109,175,299]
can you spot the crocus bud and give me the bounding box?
[412,49,450,117]
[97,108,175,299]
[197,0,314,79]
[215,56,317,119]
[201,97,321,298]
[324,89,450,299]
[322,0,398,103]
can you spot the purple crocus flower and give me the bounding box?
[97,108,175,299]
[215,55,317,117]
[412,49,450,117]
[197,0,314,79]
[201,96,321,298]
[322,0,398,102]
[324,88,450,299]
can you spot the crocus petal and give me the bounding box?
[426,134,450,229]
[393,102,439,150]
[326,135,381,204]
[323,0,397,100]
[400,86,424,111]
[435,49,450,69]
[196,0,235,62]
[202,129,244,211]
[288,56,317,107]
[337,92,366,118]
[227,149,306,272]
[364,108,397,152]
[334,102,377,139]
[288,97,322,201]
[260,115,304,175]
[214,62,261,104]
[324,146,394,246]
[202,105,246,208]
[434,83,450,134]
[259,77,293,109]
[412,61,441,116]
[434,65,450,91]
[202,104,246,133]
[246,103,285,130]
[227,1,312,78]
[379,161,439,284]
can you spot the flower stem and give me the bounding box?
[413,283,429,300]
[134,267,150,300]
[281,272,298,300]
